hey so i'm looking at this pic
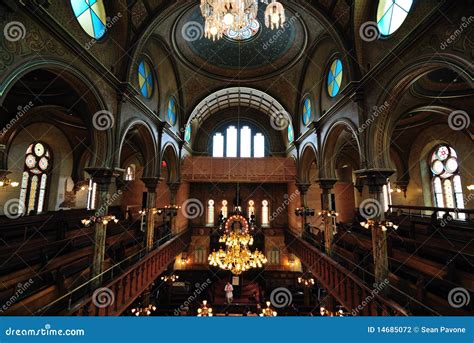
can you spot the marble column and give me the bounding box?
[356,169,394,283]
[141,177,162,251]
[85,168,117,287]
[316,179,337,256]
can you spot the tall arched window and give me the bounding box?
[212,124,266,157]
[382,182,392,212]
[430,145,465,219]
[248,200,255,216]
[125,164,136,181]
[269,247,280,265]
[207,199,215,226]
[221,200,228,219]
[87,179,97,210]
[19,142,52,215]
[261,200,270,227]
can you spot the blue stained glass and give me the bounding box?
[377,0,413,36]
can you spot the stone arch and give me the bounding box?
[161,143,179,183]
[298,143,318,184]
[118,120,158,178]
[320,119,362,179]
[368,55,473,169]
[0,59,113,169]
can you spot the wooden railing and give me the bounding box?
[285,231,409,316]
[67,230,191,316]
[388,205,474,221]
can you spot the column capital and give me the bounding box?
[315,178,338,191]
[141,177,163,192]
[295,182,311,195]
[354,169,394,193]
[85,167,119,185]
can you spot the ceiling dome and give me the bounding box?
[171,3,307,81]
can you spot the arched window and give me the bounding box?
[302,97,312,125]
[207,199,215,226]
[377,0,413,36]
[167,97,177,126]
[327,58,343,97]
[87,179,97,210]
[382,182,392,212]
[195,246,207,264]
[19,142,52,215]
[261,200,270,227]
[221,200,228,219]
[248,200,255,217]
[211,124,266,157]
[430,145,465,219]
[125,165,136,181]
[269,247,280,265]
[70,0,107,39]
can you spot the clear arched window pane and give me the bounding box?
[254,133,265,158]
[226,126,237,157]
[240,126,251,158]
[213,133,224,157]
[261,200,269,227]
[376,0,413,36]
[207,200,215,226]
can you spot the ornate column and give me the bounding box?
[356,169,394,283]
[85,168,117,287]
[295,182,312,235]
[141,177,162,251]
[316,179,338,255]
[168,182,181,233]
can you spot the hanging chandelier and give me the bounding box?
[208,243,267,275]
[200,0,286,41]
[219,231,254,246]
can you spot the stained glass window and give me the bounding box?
[138,60,154,99]
[225,19,260,41]
[70,0,107,39]
[207,200,215,226]
[19,142,52,215]
[248,200,255,217]
[221,200,228,219]
[167,97,177,126]
[430,145,465,220]
[125,165,135,181]
[302,97,312,125]
[261,200,270,227]
[87,179,97,210]
[287,125,294,143]
[377,0,413,36]
[185,125,192,142]
[327,59,343,97]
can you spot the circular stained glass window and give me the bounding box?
[431,160,444,176]
[302,97,312,125]
[376,0,413,36]
[34,143,45,156]
[431,145,459,179]
[167,97,177,126]
[224,19,260,41]
[445,157,458,174]
[138,60,154,99]
[39,157,49,170]
[70,0,107,40]
[26,154,36,168]
[327,59,343,97]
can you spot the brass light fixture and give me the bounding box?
[0,176,19,188]
[259,301,277,317]
[131,304,157,316]
[81,215,119,227]
[197,300,213,317]
[360,219,398,232]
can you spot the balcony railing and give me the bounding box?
[285,231,408,316]
[34,230,191,316]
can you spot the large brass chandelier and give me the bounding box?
[200,0,286,41]
[209,214,267,275]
